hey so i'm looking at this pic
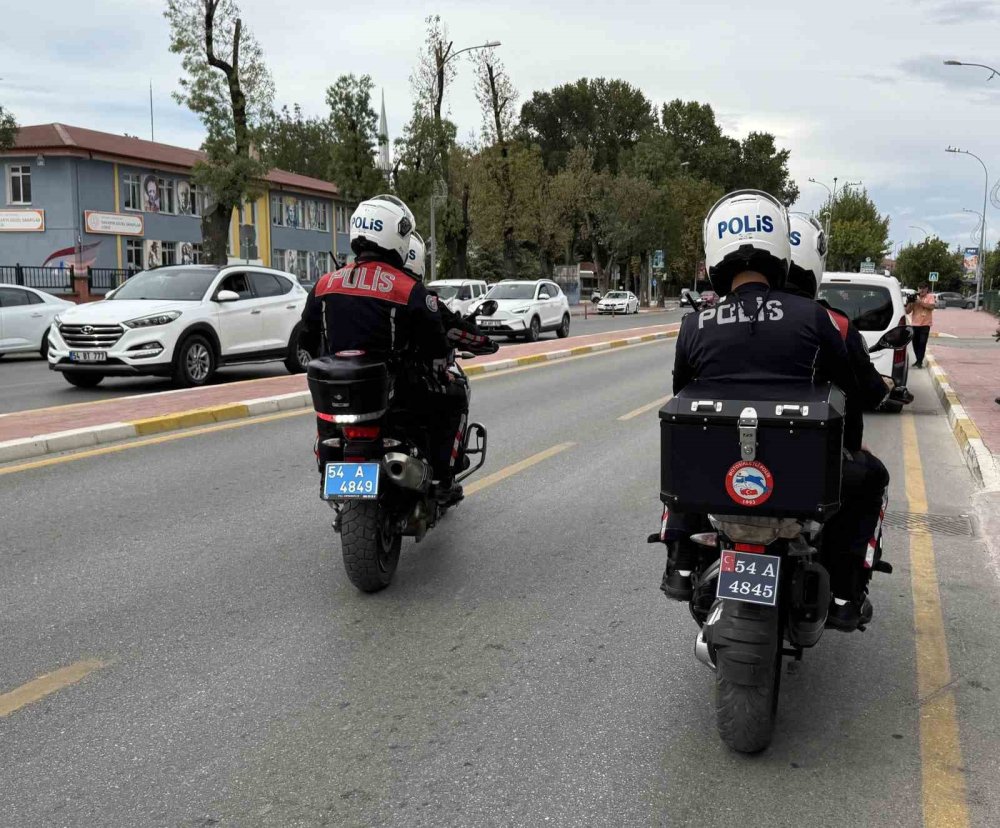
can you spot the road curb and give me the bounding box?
[926,353,1000,489]
[0,329,678,465]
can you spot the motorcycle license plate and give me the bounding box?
[717,550,780,607]
[70,351,107,362]
[323,462,380,500]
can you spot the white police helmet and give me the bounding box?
[404,230,426,280]
[787,212,828,299]
[702,189,791,295]
[349,194,415,268]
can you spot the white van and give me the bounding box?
[426,280,489,316]
[818,272,910,411]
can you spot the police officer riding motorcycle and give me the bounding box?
[301,196,493,592]
[651,190,909,752]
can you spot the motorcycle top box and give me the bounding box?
[659,380,845,520]
[307,352,391,420]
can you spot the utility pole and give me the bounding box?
[149,81,155,142]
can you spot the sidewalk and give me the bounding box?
[922,308,1000,486]
[0,322,679,462]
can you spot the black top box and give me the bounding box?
[307,354,391,418]
[660,380,845,520]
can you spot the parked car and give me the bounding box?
[818,272,910,412]
[934,291,975,309]
[47,264,310,389]
[475,279,571,341]
[426,279,489,316]
[597,290,639,315]
[0,285,75,359]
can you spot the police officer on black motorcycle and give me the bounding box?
[659,190,876,630]
[300,195,464,505]
[785,212,892,630]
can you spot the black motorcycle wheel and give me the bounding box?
[713,600,782,754]
[340,501,402,592]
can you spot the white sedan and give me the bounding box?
[0,284,74,358]
[597,290,639,314]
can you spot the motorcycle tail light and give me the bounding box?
[734,542,767,553]
[344,425,381,440]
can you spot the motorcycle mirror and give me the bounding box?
[459,351,475,360]
[871,325,913,352]
[477,299,499,317]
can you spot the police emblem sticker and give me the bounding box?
[426,294,439,312]
[725,460,774,507]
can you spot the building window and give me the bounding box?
[335,205,349,233]
[316,202,329,232]
[161,241,178,266]
[191,243,203,264]
[8,165,31,205]
[296,250,309,281]
[123,173,141,211]
[158,178,176,214]
[271,195,284,226]
[272,248,286,269]
[125,239,143,271]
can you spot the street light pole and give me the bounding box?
[946,146,989,309]
[943,59,1000,80]
[808,177,833,238]
[909,225,930,239]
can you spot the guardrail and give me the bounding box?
[0,264,74,292]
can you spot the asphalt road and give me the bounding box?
[2,341,998,827]
[0,308,683,415]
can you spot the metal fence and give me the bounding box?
[0,264,74,292]
[982,291,1000,315]
[88,267,136,293]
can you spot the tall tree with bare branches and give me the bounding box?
[165,0,274,263]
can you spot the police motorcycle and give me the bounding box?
[307,300,499,592]
[654,324,911,753]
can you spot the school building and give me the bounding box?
[0,123,355,285]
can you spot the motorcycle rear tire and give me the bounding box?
[713,600,782,754]
[340,501,402,592]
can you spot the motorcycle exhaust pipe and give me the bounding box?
[694,630,717,672]
[382,452,431,492]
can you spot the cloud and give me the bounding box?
[919,0,1000,25]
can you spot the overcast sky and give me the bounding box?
[7,0,1000,258]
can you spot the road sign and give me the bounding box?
[929,271,939,283]
[860,257,876,274]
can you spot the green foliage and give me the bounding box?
[518,78,656,174]
[821,188,891,272]
[983,248,1000,292]
[326,74,385,201]
[262,104,330,180]
[0,105,17,152]
[662,176,724,290]
[894,238,964,291]
[660,100,798,203]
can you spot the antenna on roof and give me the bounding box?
[149,80,155,142]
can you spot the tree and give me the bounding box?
[661,175,723,294]
[473,52,519,277]
[519,78,656,173]
[262,104,330,180]
[166,0,274,263]
[326,74,385,201]
[894,238,964,291]
[983,248,1000,292]
[821,188,891,272]
[593,174,659,291]
[660,100,797,203]
[0,105,17,152]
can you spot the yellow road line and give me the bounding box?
[0,337,673,476]
[464,442,575,497]
[902,414,969,828]
[0,409,309,476]
[618,395,671,421]
[0,659,108,718]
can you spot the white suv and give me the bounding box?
[475,280,571,341]
[47,264,310,388]
[818,272,910,411]
[426,279,488,316]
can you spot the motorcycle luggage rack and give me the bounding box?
[456,422,488,483]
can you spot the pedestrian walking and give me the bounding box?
[909,283,936,368]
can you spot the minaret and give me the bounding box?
[378,90,391,179]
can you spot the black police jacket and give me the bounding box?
[673,283,863,450]
[820,300,890,410]
[299,253,450,362]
